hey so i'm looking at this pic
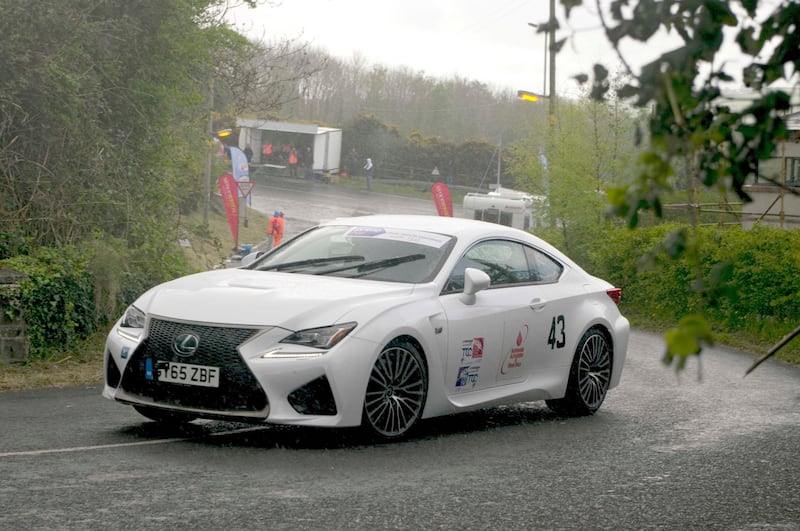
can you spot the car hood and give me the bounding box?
[136,268,417,329]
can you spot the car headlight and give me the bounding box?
[280,322,356,350]
[120,305,145,329]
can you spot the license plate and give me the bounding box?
[157,361,220,388]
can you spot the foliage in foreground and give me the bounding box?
[555,0,800,367]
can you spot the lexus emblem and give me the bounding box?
[173,332,200,357]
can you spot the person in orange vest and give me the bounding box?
[262,142,273,162]
[266,211,285,248]
[288,147,298,177]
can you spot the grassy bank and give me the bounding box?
[0,205,270,392]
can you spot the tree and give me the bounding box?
[507,78,645,266]
[559,0,800,370]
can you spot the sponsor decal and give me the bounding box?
[345,227,386,237]
[121,346,129,360]
[145,358,154,381]
[499,324,528,379]
[461,337,484,363]
[344,227,451,248]
[455,365,480,390]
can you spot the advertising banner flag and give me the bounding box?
[229,146,250,183]
[431,181,453,217]
[228,146,251,206]
[218,173,239,247]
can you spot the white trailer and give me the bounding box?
[236,118,342,174]
[312,125,342,174]
[462,187,546,230]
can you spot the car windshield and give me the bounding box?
[249,225,455,283]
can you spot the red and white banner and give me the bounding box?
[431,181,453,217]
[218,173,239,247]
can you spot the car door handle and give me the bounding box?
[529,298,547,311]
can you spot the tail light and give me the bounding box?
[606,288,622,305]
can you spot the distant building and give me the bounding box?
[741,109,800,229]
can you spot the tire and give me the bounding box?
[133,405,196,424]
[362,339,428,439]
[546,327,612,416]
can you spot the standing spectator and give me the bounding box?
[363,157,374,191]
[288,147,298,177]
[303,146,314,178]
[262,142,274,162]
[446,158,455,186]
[275,212,285,246]
[266,211,285,248]
[243,145,253,162]
[348,148,359,177]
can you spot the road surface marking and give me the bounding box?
[0,425,269,458]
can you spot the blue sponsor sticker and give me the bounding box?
[145,358,154,381]
[121,346,129,360]
[455,365,480,389]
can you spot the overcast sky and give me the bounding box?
[226,0,772,98]
[226,0,671,97]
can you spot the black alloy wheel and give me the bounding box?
[546,327,612,416]
[363,339,428,439]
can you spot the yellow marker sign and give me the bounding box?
[517,90,541,103]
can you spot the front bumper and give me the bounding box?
[103,317,376,428]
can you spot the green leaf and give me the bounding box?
[663,314,714,372]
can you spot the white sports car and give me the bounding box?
[103,214,629,439]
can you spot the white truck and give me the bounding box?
[462,187,545,230]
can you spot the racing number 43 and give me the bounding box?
[548,315,566,349]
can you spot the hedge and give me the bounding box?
[589,223,800,349]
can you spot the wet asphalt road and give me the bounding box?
[1,179,799,529]
[247,175,464,242]
[1,331,799,530]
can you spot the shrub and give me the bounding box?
[0,234,192,360]
[1,247,95,358]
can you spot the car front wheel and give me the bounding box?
[363,339,428,439]
[546,327,612,416]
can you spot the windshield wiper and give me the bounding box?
[315,254,426,277]
[257,255,364,272]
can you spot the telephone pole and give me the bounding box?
[548,0,557,120]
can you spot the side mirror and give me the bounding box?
[460,267,490,305]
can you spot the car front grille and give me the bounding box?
[119,318,268,414]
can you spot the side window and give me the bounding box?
[444,240,530,293]
[523,245,563,283]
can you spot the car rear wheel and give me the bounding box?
[363,339,428,439]
[133,405,196,424]
[546,327,611,416]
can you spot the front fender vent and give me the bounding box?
[287,375,337,416]
[106,351,121,388]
